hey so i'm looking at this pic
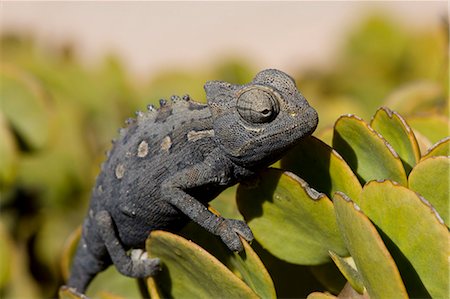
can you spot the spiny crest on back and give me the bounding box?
[111,93,201,142]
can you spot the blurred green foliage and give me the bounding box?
[0,14,448,298]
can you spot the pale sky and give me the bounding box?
[1,1,446,78]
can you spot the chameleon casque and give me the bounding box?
[67,69,318,293]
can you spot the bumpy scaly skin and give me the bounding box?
[67,69,318,293]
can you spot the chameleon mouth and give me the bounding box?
[279,106,319,139]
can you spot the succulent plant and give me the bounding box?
[237,107,448,298]
[1,14,447,298]
[59,106,448,299]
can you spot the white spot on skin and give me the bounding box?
[187,129,215,142]
[160,136,172,152]
[131,249,148,261]
[137,140,149,158]
[115,163,125,179]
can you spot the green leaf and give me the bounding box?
[59,286,127,299]
[421,137,450,159]
[315,127,333,146]
[309,262,347,295]
[0,67,52,150]
[210,186,244,221]
[408,156,449,225]
[0,221,13,289]
[232,237,277,298]
[359,180,449,298]
[0,111,18,192]
[281,136,362,200]
[307,292,337,299]
[180,222,276,298]
[328,252,364,294]
[333,115,407,186]
[16,100,92,207]
[337,283,369,299]
[370,107,420,173]
[384,81,444,116]
[413,130,433,157]
[252,242,325,298]
[86,265,142,299]
[237,169,347,265]
[408,114,450,144]
[59,286,87,299]
[146,230,258,299]
[147,277,162,299]
[61,226,81,281]
[333,192,408,298]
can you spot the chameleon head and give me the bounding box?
[205,69,318,168]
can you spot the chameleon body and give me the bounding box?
[67,69,318,293]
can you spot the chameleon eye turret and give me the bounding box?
[237,86,280,124]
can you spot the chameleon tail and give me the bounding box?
[67,235,109,294]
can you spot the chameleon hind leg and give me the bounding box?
[95,210,161,279]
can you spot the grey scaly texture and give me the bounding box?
[66,69,319,294]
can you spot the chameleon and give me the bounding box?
[66,69,318,294]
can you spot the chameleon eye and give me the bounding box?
[237,87,280,124]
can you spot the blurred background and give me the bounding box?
[0,2,448,298]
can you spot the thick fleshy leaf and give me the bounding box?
[146,230,258,299]
[281,136,362,200]
[2,242,40,298]
[209,185,244,220]
[337,283,369,299]
[333,115,407,186]
[315,127,334,146]
[359,180,449,298]
[309,262,347,295]
[0,221,12,289]
[59,286,87,299]
[0,67,52,150]
[370,107,420,173]
[147,277,161,299]
[17,100,92,207]
[252,242,325,298]
[61,226,82,281]
[86,263,142,298]
[422,137,450,159]
[413,130,433,156]
[408,156,449,225]
[232,237,276,298]
[408,114,450,144]
[0,112,18,192]
[333,192,408,298]
[59,286,126,299]
[180,222,276,298]
[384,81,444,116]
[328,252,364,294]
[307,292,337,299]
[96,291,128,299]
[237,169,347,265]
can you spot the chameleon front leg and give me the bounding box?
[95,210,161,278]
[161,155,254,252]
